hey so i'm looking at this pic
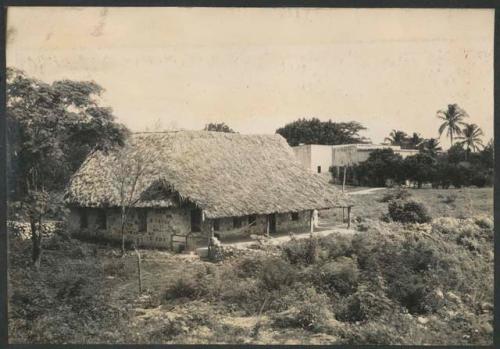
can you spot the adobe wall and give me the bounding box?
[310,145,334,174]
[200,210,311,240]
[67,207,313,250]
[292,145,312,171]
[67,207,191,249]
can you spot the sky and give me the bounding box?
[6,7,494,146]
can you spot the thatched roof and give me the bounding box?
[65,131,352,218]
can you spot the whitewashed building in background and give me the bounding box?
[292,143,419,174]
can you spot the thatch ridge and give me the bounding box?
[65,130,352,218]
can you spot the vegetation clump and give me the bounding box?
[387,199,432,223]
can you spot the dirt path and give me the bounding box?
[221,227,355,249]
[348,187,385,195]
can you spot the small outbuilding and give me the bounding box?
[65,131,353,251]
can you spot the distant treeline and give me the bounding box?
[332,143,493,188]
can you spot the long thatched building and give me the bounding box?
[65,131,353,250]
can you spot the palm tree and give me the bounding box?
[384,130,408,147]
[437,104,468,146]
[457,123,484,160]
[419,138,442,157]
[407,132,424,149]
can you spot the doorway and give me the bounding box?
[268,214,276,234]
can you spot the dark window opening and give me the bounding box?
[233,217,242,228]
[96,210,107,229]
[80,210,88,229]
[317,166,322,173]
[191,209,202,232]
[291,212,299,221]
[213,219,220,231]
[138,209,148,232]
[248,215,257,225]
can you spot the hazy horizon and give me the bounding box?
[7,7,494,147]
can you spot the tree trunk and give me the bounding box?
[121,208,126,256]
[30,217,43,270]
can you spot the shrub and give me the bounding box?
[470,172,488,188]
[385,269,445,315]
[314,257,359,295]
[282,236,319,265]
[259,258,297,290]
[236,255,266,278]
[474,215,493,230]
[272,287,334,332]
[317,234,354,259]
[164,276,205,300]
[219,278,261,313]
[388,200,431,224]
[335,288,395,323]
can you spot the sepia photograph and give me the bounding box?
[5,6,495,345]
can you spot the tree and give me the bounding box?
[204,122,236,133]
[276,118,368,146]
[110,144,160,255]
[437,104,468,147]
[456,123,484,160]
[447,143,467,164]
[419,138,442,157]
[384,130,408,147]
[354,149,404,187]
[7,67,128,268]
[402,153,437,189]
[406,133,425,150]
[478,139,494,169]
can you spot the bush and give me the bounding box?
[164,276,205,300]
[282,236,319,265]
[388,200,431,224]
[314,257,359,295]
[474,215,493,230]
[272,287,334,332]
[336,288,395,323]
[317,234,354,260]
[219,278,261,313]
[259,258,297,290]
[386,273,441,314]
[236,255,266,278]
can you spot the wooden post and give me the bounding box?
[342,165,347,193]
[207,220,215,259]
[310,210,314,233]
[347,206,352,228]
[342,207,345,223]
[208,220,214,244]
[134,247,142,294]
[266,216,270,237]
